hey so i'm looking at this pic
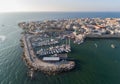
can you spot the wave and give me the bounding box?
[0,35,6,42]
[0,43,19,52]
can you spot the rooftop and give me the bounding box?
[43,57,60,61]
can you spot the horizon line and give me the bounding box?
[1,11,120,13]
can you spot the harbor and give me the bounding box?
[18,18,120,77]
[21,34,75,76]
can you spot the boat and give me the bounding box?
[94,43,98,48]
[111,44,115,48]
[28,69,34,79]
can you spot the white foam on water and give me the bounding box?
[0,35,6,42]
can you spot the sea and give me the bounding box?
[0,12,120,84]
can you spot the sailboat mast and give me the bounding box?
[69,37,70,46]
[66,38,67,45]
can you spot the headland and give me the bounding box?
[18,18,120,77]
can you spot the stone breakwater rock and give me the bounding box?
[21,38,75,75]
[23,53,75,74]
[36,61,75,74]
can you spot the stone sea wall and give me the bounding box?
[20,37,75,75]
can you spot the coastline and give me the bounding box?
[18,17,120,77]
[86,34,120,38]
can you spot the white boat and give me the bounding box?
[111,44,115,48]
[94,43,98,48]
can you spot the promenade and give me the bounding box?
[86,34,120,38]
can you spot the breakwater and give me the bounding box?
[21,35,75,75]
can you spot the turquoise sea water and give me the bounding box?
[0,12,120,84]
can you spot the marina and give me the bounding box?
[21,34,75,76]
[18,17,120,77]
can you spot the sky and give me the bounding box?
[0,0,120,12]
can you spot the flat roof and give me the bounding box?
[43,57,60,61]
